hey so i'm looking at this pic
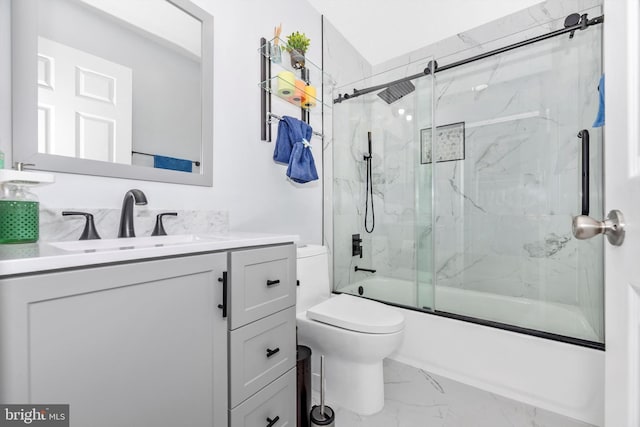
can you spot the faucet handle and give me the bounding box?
[151,212,177,236]
[14,162,35,171]
[62,211,101,240]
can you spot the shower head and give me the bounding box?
[377,81,415,104]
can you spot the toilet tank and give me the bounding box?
[296,245,331,313]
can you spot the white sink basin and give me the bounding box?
[47,234,227,253]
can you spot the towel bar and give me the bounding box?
[267,113,324,138]
[132,151,201,167]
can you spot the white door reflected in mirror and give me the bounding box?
[35,0,203,174]
[38,37,133,165]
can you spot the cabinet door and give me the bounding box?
[229,244,296,329]
[0,253,227,427]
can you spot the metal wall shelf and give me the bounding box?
[259,75,329,110]
[259,37,333,142]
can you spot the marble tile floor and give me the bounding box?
[312,359,594,427]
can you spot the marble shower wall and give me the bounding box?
[331,81,423,291]
[427,3,603,341]
[365,87,429,285]
[328,0,604,341]
[331,95,374,290]
[323,18,373,291]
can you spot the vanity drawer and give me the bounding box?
[229,368,296,427]
[229,307,296,407]
[229,244,296,329]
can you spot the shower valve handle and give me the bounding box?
[572,210,625,246]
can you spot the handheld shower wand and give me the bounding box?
[364,132,375,233]
[363,132,372,160]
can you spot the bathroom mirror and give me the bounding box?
[11,0,213,186]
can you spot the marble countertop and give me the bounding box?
[0,232,299,277]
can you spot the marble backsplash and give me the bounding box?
[39,207,229,242]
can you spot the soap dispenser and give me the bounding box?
[0,163,54,244]
[0,180,40,243]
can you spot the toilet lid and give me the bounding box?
[306,294,404,334]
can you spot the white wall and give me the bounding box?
[0,0,325,243]
[307,0,545,65]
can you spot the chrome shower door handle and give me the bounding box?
[572,209,625,246]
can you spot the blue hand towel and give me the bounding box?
[154,155,193,172]
[593,74,605,127]
[273,116,309,163]
[287,139,319,183]
[273,116,318,183]
[273,117,293,163]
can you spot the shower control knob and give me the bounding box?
[572,209,625,246]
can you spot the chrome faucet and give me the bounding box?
[118,189,148,238]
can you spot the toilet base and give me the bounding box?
[295,307,404,417]
[312,353,385,416]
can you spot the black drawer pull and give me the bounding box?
[266,416,280,427]
[217,272,228,318]
[266,347,280,358]
[266,279,280,286]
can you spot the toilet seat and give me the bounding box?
[306,294,404,334]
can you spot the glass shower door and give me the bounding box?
[417,16,604,344]
[332,58,436,311]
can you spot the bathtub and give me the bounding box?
[340,276,599,342]
[339,276,605,426]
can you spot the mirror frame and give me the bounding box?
[11,0,214,186]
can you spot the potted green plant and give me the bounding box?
[285,31,311,69]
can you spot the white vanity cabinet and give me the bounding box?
[0,241,297,427]
[228,244,297,427]
[0,252,229,427]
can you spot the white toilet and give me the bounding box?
[296,245,405,415]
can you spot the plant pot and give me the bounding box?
[290,50,306,69]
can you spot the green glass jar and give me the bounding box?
[0,183,39,244]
